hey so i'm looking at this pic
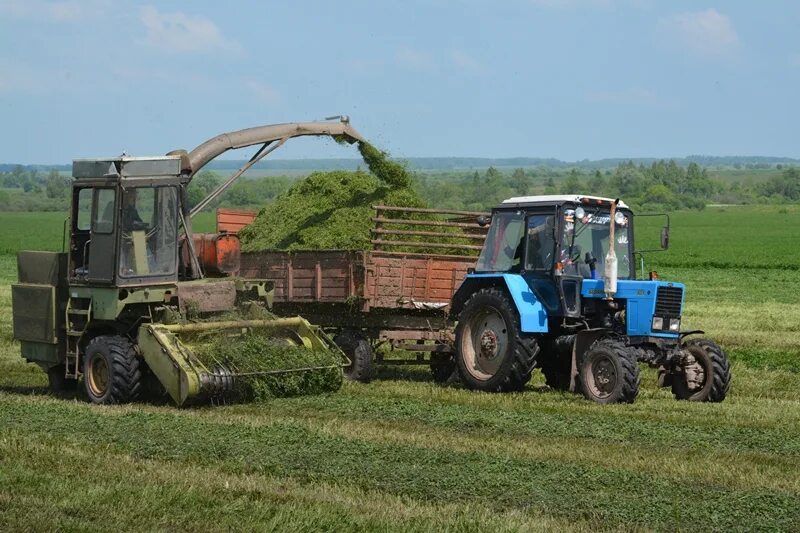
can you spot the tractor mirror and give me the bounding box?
[660,226,670,249]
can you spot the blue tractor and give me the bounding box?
[450,195,731,404]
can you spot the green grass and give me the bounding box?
[0,206,798,531]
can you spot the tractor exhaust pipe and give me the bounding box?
[604,199,620,299]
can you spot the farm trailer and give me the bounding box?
[224,205,488,382]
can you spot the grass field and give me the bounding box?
[1,206,798,531]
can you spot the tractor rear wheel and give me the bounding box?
[47,364,77,398]
[454,288,538,392]
[334,330,373,383]
[672,338,731,402]
[579,339,640,404]
[83,335,142,405]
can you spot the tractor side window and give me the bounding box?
[475,211,525,272]
[92,188,116,234]
[524,215,555,271]
[76,188,92,231]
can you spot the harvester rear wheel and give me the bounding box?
[334,330,373,383]
[455,288,538,392]
[672,338,731,402]
[47,364,77,397]
[579,339,640,404]
[83,335,142,405]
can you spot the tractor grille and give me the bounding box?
[655,286,683,317]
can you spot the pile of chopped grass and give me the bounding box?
[239,142,424,251]
[192,331,343,402]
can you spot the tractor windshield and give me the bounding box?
[561,207,633,279]
[475,210,526,272]
[118,186,178,278]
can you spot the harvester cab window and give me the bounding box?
[475,210,525,272]
[119,186,178,278]
[76,188,92,231]
[92,188,115,234]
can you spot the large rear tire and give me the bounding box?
[672,338,731,402]
[454,288,538,392]
[334,330,373,383]
[579,339,640,404]
[83,335,142,405]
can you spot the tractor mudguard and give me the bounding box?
[453,274,548,333]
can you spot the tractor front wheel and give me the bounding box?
[83,335,142,404]
[454,288,538,392]
[672,338,731,402]
[579,339,640,404]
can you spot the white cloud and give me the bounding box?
[139,5,239,53]
[0,0,106,22]
[586,87,658,105]
[245,80,281,105]
[657,9,740,59]
[396,47,436,71]
[449,49,484,73]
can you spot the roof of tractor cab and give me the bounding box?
[72,156,183,180]
[499,194,629,209]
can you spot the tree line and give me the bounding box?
[1,161,798,213]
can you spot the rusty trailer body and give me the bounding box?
[233,206,489,374]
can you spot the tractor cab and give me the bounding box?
[69,157,183,286]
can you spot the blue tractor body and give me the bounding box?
[450,195,730,404]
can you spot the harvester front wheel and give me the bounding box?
[455,288,538,392]
[334,330,373,383]
[672,338,731,402]
[579,339,640,404]
[83,335,142,405]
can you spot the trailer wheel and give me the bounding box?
[47,364,77,397]
[455,288,538,392]
[579,339,640,404]
[83,335,142,404]
[430,352,456,383]
[334,330,373,383]
[672,338,731,402]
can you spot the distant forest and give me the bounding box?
[1,158,798,213]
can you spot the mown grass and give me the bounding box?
[1,206,799,531]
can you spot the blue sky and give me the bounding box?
[1,0,798,164]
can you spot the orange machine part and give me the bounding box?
[192,233,241,275]
[216,208,257,235]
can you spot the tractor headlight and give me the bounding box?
[652,317,663,330]
[669,318,681,332]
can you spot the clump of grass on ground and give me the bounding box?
[239,142,423,251]
[192,332,343,401]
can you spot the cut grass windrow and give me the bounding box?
[1,393,799,531]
